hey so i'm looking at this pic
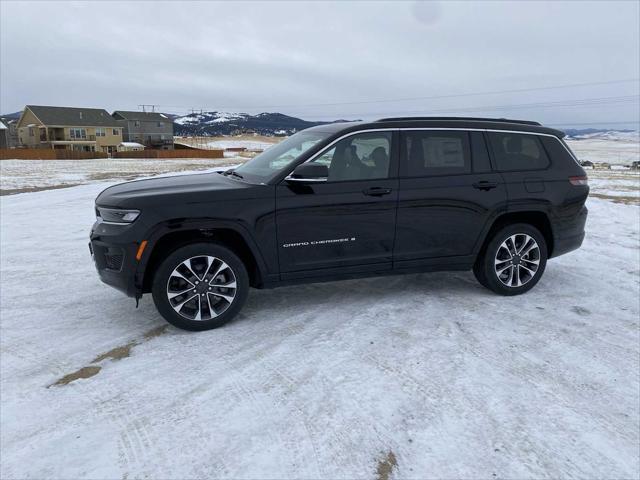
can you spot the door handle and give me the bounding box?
[472,181,498,191]
[363,187,392,196]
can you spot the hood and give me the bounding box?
[96,171,258,208]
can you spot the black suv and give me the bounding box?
[90,117,588,331]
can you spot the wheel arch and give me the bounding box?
[138,222,266,293]
[477,210,554,260]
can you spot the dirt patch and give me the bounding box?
[87,172,139,182]
[49,324,168,388]
[572,306,592,316]
[48,366,101,387]
[589,193,639,206]
[0,184,81,196]
[91,341,137,363]
[376,451,398,480]
[144,325,168,340]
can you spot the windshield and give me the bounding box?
[234,130,331,183]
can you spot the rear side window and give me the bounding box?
[402,130,471,177]
[488,132,550,171]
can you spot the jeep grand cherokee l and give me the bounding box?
[90,117,589,331]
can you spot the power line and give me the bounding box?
[146,78,640,112]
[296,95,640,120]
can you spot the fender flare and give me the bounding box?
[134,218,270,292]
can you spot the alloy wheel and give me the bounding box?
[166,255,237,320]
[494,234,541,288]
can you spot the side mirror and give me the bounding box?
[286,163,328,183]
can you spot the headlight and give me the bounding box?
[96,207,140,224]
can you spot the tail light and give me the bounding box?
[569,176,588,186]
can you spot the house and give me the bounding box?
[16,105,123,154]
[0,117,18,148]
[0,120,7,148]
[118,141,145,152]
[112,111,174,149]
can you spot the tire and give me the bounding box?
[151,242,249,331]
[473,223,548,296]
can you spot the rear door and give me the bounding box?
[485,131,555,203]
[394,129,507,266]
[276,130,399,278]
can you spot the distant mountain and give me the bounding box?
[562,128,637,138]
[172,111,349,136]
[0,111,22,121]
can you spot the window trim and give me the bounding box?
[282,127,571,183]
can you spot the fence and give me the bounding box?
[0,149,108,160]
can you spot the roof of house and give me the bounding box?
[25,105,122,127]
[0,120,7,130]
[112,111,170,122]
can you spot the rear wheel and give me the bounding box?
[473,223,548,296]
[152,243,249,331]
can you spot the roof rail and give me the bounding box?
[375,116,542,126]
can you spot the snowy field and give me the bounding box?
[566,131,640,166]
[1,162,639,478]
[0,158,242,195]
[174,135,279,152]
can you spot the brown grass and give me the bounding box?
[590,193,639,205]
[0,184,81,196]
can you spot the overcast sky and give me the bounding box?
[1,1,639,128]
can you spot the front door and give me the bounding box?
[276,130,399,278]
[394,130,508,266]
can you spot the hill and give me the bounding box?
[172,111,343,136]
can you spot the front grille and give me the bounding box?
[103,247,124,271]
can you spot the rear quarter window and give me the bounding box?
[540,136,583,171]
[487,132,550,171]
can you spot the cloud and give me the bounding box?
[1,0,638,128]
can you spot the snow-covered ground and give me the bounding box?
[1,166,639,478]
[0,158,242,195]
[202,139,277,150]
[174,136,278,151]
[565,131,639,166]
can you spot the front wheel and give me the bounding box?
[473,223,548,296]
[152,243,249,331]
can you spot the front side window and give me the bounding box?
[113,128,120,136]
[402,130,471,177]
[488,132,550,171]
[309,131,392,181]
[96,128,106,137]
[234,130,331,183]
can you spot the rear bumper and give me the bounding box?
[550,205,588,258]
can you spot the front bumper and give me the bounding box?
[90,220,144,298]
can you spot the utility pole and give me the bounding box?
[138,104,158,113]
